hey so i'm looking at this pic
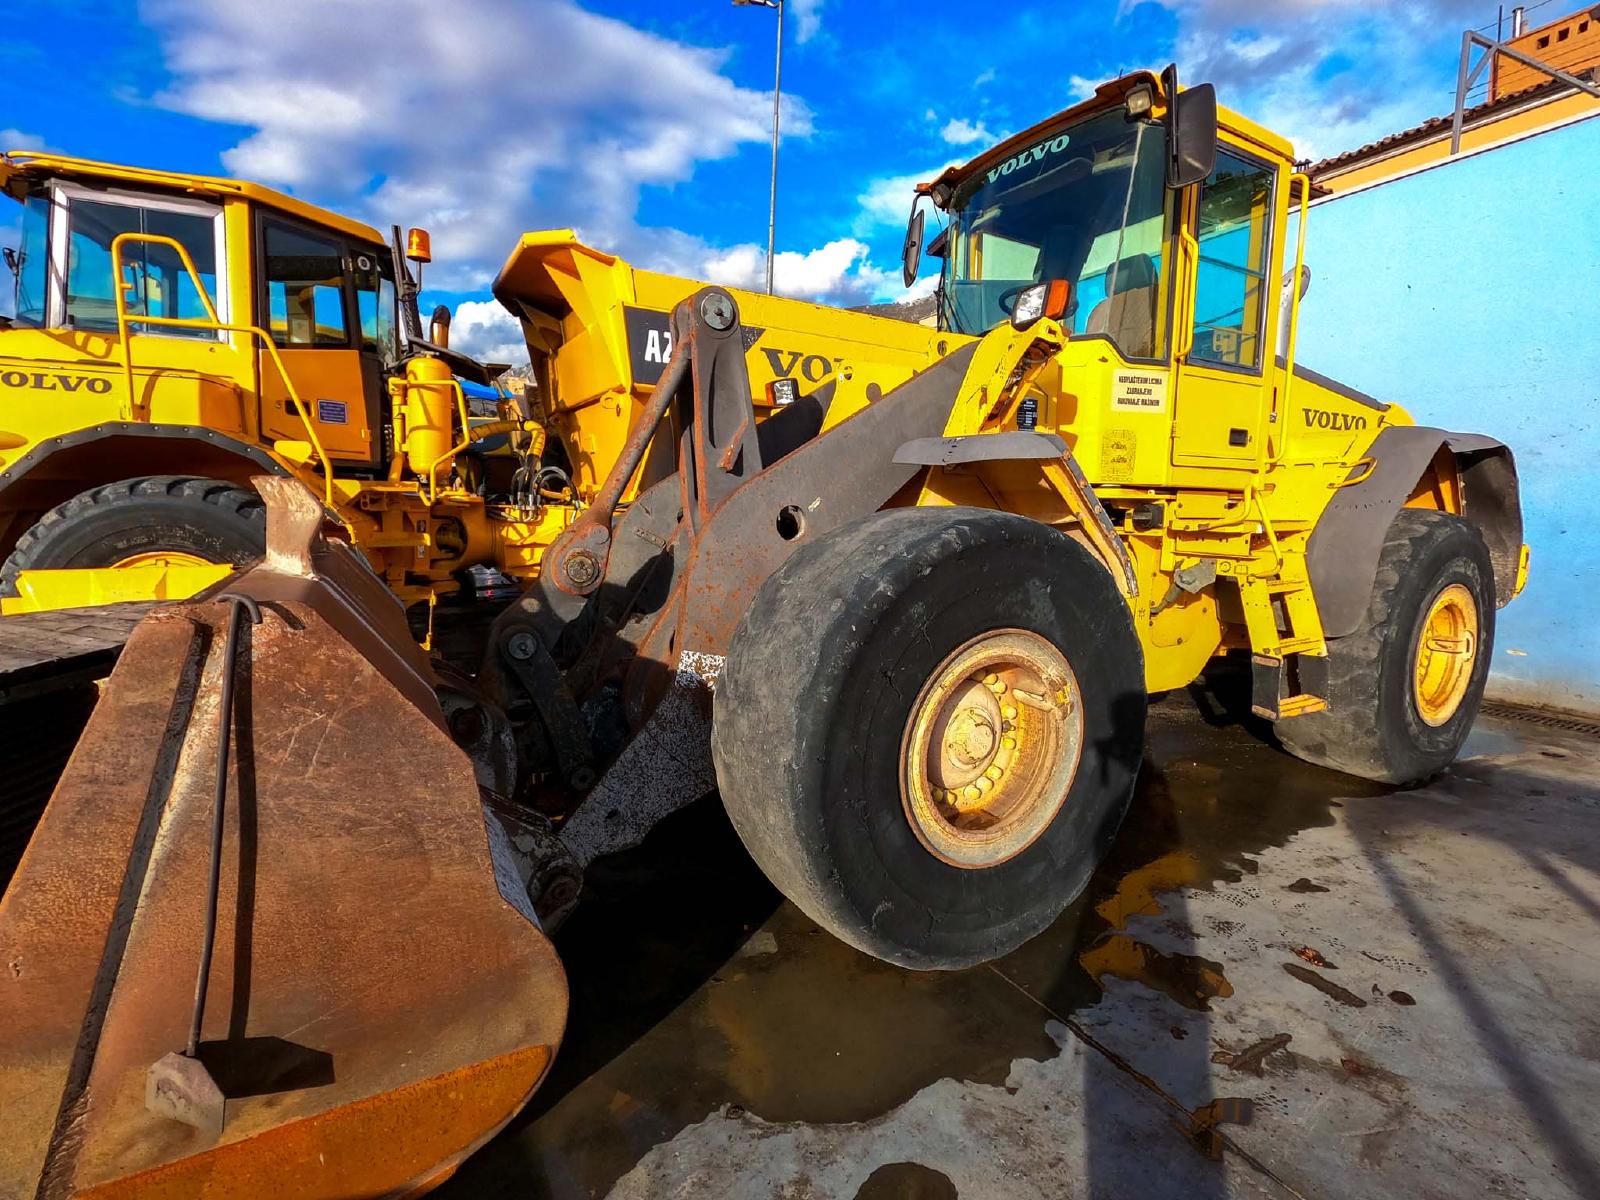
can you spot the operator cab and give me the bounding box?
[903,68,1305,475]
[0,152,420,470]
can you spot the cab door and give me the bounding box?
[256,215,376,466]
[1171,145,1280,469]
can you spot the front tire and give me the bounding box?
[712,507,1146,970]
[0,476,265,596]
[1277,509,1494,785]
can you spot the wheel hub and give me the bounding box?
[1413,582,1479,727]
[901,630,1084,869]
[110,550,214,570]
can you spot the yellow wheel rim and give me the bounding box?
[900,629,1083,869]
[109,550,213,569]
[1413,583,1478,727]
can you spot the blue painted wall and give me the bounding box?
[1295,115,1600,712]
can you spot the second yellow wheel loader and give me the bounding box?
[2,66,1527,1196]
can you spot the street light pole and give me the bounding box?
[735,0,782,295]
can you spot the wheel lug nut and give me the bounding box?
[984,765,1004,781]
[1001,735,1016,750]
[1001,704,1018,720]
[962,784,983,803]
[975,777,993,794]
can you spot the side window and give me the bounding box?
[352,248,398,366]
[6,192,51,326]
[262,220,349,348]
[1190,150,1274,371]
[64,199,219,337]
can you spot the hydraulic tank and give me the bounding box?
[405,355,456,479]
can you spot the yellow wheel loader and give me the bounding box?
[2,66,1527,1196]
[0,150,583,617]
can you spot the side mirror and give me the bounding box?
[901,200,926,289]
[1162,64,1217,189]
[429,303,451,350]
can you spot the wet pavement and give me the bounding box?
[439,678,1600,1200]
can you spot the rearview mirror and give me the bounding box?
[901,200,926,289]
[1162,64,1217,189]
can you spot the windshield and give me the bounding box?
[939,107,1171,360]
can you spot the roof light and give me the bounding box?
[1127,85,1154,117]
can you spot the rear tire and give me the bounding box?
[0,476,265,596]
[712,507,1146,970]
[1277,509,1494,785]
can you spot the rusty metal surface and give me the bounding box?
[1,478,567,1199]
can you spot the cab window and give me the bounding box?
[5,191,51,327]
[1190,149,1274,371]
[353,247,398,366]
[262,219,349,347]
[64,198,221,337]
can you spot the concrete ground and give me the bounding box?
[438,683,1600,1200]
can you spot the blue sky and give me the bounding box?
[5,0,1506,361]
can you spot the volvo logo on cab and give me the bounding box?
[0,370,114,394]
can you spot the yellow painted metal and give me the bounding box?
[1413,582,1479,727]
[108,231,338,507]
[0,563,233,614]
[2,148,387,245]
[403,355,458,482]
[0,158,589,620]
[1514,543,1531,597]
[900,629,1084,869]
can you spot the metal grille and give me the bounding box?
[1480,700,1600,738]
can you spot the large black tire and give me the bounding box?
[1277,509,1494,785]
[0,476,265,596]
[712,507,1147,970]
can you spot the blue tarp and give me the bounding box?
[459,379,501,402]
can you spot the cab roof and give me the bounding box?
[922,69,1295,198]
[0,149,388,247]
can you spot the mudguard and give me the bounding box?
[1306,425,1522,638]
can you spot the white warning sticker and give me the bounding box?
[1111,370,1168,413]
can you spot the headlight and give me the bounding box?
[1010,279,1072,331]
[1010,283,1048,329]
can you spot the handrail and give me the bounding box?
[1270,172,1312,468]
[109,232,336,506]
[1174,229,1199,360]
[419,375,472,504]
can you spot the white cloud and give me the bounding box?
[973,68,996,88]
[854,165,960,234]
[1139,0,1482,162]
[143,0,812,291]
[1,128,49,152]
[449,299,529,366]
[790,0,824,44]
[1066,75,1100,102]
[940,117,993,146]
[700,237,899,304]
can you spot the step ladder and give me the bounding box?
[1237,569,1329,720]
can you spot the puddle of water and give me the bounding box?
[442,683,1386,1199]
[853,1162,959,1200]
[1079,935,1233,1011]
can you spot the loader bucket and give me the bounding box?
[0,478,566,1199]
